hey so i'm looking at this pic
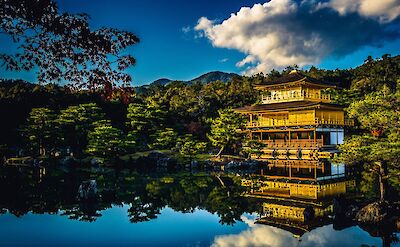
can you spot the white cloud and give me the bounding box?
[181,26,191,34]
[195,0,400,75]
[219,58,229,63]
[211,215,382,247]
[212,215,297,247]
[319,0,400,23]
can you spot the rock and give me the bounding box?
[190,160,199,169]
[146,151,177,168]
[304,206,315,222]
[225,161,240,169]
[356,201,389,224]
[333,196,360,219]
[157,157,170,167]
[59,156,77,166]
[78,180,98,201]
[148,151,167,160]
[345,204,359,219]
[90,158,101,167]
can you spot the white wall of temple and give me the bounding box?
[317,163,346,181]
[316,128,344,145]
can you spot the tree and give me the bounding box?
[175,134,207,156]
[336,85,400,201]
[148,128,178,150]
[0,0,139,89]
[86,120,131,160]
[57,103,105,154]
[243,140,265,159]
[21,107,57,156]
[207,109,246,157]
[126,103,152,134]
[351,54,400,93]
[126,102,166,149]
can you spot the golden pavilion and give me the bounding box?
[235,70,354,160]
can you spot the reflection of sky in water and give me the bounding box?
[0,205,247,247]
[212,214,385,247]
[0,206,394,247]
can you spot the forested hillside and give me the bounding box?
[1,54,399,150]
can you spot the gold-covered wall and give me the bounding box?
[247,108,348,128]
[242,179,349,200]
[262,203,333,222]
[288,110,315,125]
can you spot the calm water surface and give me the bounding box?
[0,167,397,247]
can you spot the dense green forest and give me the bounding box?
[1,55,399,162]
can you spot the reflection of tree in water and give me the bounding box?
[128,196,160,223]
[359,223,400,247]
[0,167,256,225]
[205,182,259,225]
[61,203,103,222]
[0,167,398,245]
[0,208,6,215]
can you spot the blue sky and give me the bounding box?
[1,0,400,86]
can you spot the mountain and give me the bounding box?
[151,78,172,86]
[148,71,240,86]
[188,71,240,84]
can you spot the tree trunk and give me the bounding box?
[216,146,224,158]
[39,139,45,156]
[379,175,386,202]
[376,161,388,202]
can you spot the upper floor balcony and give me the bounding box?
[261,90,331,104]
[246,117,354,128]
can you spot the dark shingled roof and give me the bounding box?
[234,100,343,112]
[259,70,336,87]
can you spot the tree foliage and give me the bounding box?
[207,109,246,157]
[21,107,56,156]
[126,102,166,148]
[175,134,207,156]
[86,120,133,160]
[0,0,139,88]
[336,57,400,200]
[148,128,178,150]
[57,103,105,154]
[243,140,266,159]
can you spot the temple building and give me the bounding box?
[234,70,353,160]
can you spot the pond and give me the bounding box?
[0,166,398,247]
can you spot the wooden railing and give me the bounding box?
[247,118,354,128]
[261,91,331,104]
[260,139,324,149]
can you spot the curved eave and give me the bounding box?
[254,79,337,90]
[234,102,344,114]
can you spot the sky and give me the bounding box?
[1,0,400,86]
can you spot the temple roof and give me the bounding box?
[256,217,332,237]
[255,70,337,89]
[234,100,343,113]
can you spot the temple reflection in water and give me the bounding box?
[241,160,355,238]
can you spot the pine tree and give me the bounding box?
[22,108,57,156]
[57,103,105,154]
[337,85,400,201]
[86,120,133,160]
[207,109,246,157]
